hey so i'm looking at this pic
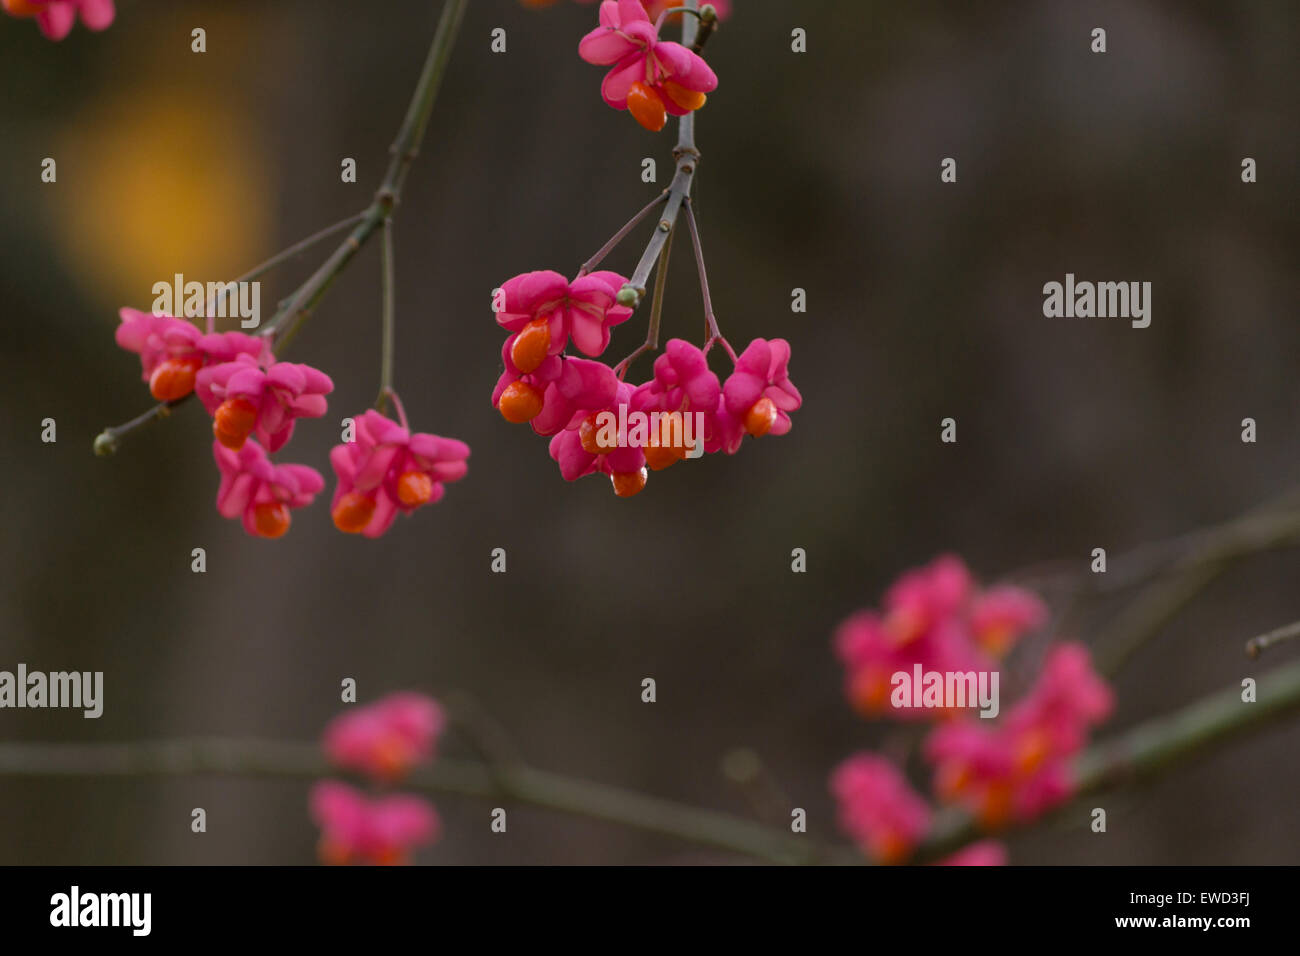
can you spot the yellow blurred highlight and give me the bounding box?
[54,89,271,330]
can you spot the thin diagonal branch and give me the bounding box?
[1246,619,1300,659]
[615,224,674,378]
[619,0,704,309]
[683,198,735,360]
[0,739,823,865]
[1094,503,1300,676]
[206,212,367,324]
[260,0,468,347]
[3,656,1298,865]
[578,191,669,277]
[375,218,397,411]
[97,0,469,455]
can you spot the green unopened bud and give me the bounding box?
[700,4,717,23]
[616,287,639,307]
[93,431,119,457]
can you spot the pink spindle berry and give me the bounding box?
[549,380,648,496]
[322,693,446,781]
[494,269,632,361]
[720,337,801,442]
[578,0,719,131]
[212,440,324,539]
[195,353,333,453]
[631,338,721,417]
[115,309,269,403]
[534,357,624,437]
[493,342,621,437]
[309,781,439,866]
[492,336,564,426]
[329,410,470,538]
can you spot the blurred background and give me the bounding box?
[0,0,1296,864]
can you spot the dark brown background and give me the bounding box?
[0,0,1296,864]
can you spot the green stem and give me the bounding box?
[0,738,820,865]
[614,225,673,379]
[93,399,185,457]
[375,218,396,411]
[654,5,709,33]
[619,0,703,309]
[577,191,669,277]
[1094,503,1300,676]
[3,657,1298,865]
[206,212,367,327]
[262,0,469,349]
[1246,619,1300,660]
[683,198,735,360]
[97,0,469,455]
[689,3,719,54]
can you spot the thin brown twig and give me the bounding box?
[1246,619,1300,660]
[95,0,469,455]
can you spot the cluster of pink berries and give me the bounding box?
[310,693,445,866]
[491,2,800,494]
[491,272,800,497]
[113,310,468,538]
[829,555,1114,864]
[1,0,112,40]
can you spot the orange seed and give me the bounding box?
[497,380,545,424]
[396,471,435,507]
[509,318,552,374]
[743,397,778,437]
[213,397,259,450]
[662,80,707,112]
[332,491,376,533]
[252,501,291,539]
[149,355,202,402]
[627,81,667,132]
[610,468,648,498]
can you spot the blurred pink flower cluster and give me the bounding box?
[2,0,113,41]
[829,555,1114,865]
[834,554,1047,719]
[310,693,446,865]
